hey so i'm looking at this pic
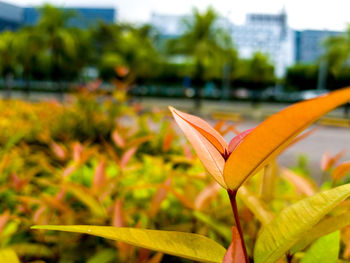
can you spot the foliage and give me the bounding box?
[21,87,350,263]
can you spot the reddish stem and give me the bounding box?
[227,189,249,263]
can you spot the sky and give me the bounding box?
[6,0,350,31]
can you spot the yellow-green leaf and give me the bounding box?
[300,231,340,263]
[224,87,350,190]
[238,185,274,225]
[292,212,350,253]
[254,183,350,263]
[31,225,226,263]
[0,248,20,263]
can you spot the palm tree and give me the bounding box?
[92,23,160,82]
[37,5,80,82]
[167,7,236,108]
[15,28,44,93]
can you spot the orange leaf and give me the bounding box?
[162,128,174,152]
[120,147,137,169]
[224,87,350,190]
[169,107,227,155]
[149,178,172,217]
[332,161,350,181]
[321,150,346,172]
[170,107,226,187]
[222,227,246,263]
[112,130,126,148]
[50,141,66,159]
[93,158,107,193]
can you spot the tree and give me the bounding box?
[36,4,90,82]
[167,7,237,107]
[235,52,275,91]
[323,27,350,75]
[0,31,18,97]
[285,64,318,91]
[91,23,160,82]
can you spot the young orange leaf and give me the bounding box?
[224,87,350,189]
[170,107,226,187]
[112,130,126,148]
[169,107,227,155]
[332,161,350,182]
[223,227,246,263]
[93,158,107,193]
[120,147,137,169]
[149,178,172,217]
[321,150,346,172]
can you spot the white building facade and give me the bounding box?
[231,11,295,77]
[151,11,295,77]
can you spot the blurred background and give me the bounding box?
[0,1,350,262]
[0,0,350,102]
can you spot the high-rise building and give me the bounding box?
[151,10,295,77]
[0,0,116,31]
[0,1,22,31]
[23,7,116,28]
[231,10,295,77]
[295,30,342,63]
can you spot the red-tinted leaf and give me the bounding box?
[112,130,126,148]
[120,147,137,169]
[170,107,227,155]
[0,211,10,235]
[223,227,246,263]
[332,161,350,181]
[162,128,174,152]
[149,178,172,217]
[194,182,221,211]
[228,128,254,154]
[50,141,66,159]
[93,158,107,193]
[321,150,347,172]
[170,107,226,187]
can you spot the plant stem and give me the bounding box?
[227,189,249,263]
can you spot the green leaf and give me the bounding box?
[193,211,232,241]
[292,211,350,253]
[300,231,340,263]
[32,225,226,263]
[254,183,350,263]
[0,248,20,263]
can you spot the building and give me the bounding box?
[231,10,295,77]
[0,1,116,31]
[23,7,116,28]
[151,11,295,77]
[0,1,22,31]
[295,30,342,64]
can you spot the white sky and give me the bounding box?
[6,0,350,31]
